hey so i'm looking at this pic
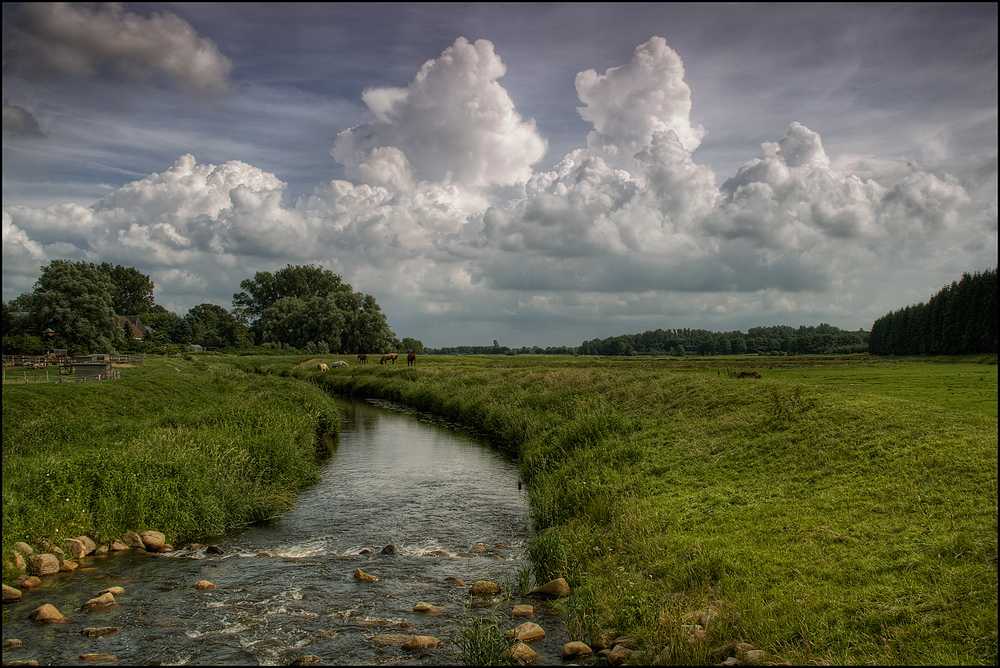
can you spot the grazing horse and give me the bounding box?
[357,354,368,364]
[407,353,416,366]
[380,353,398,365]
[317,363,329,371]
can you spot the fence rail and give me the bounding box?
[2,353,145,368]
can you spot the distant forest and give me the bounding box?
[869,267,997,356]
[426,323,870,356]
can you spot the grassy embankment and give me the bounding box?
[250,353,997,665]
[2,355,340,583]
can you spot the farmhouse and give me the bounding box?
[119,315,154,340]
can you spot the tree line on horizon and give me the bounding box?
[575,323,870,357]
[4,261,994,359]
[868,267,997,356]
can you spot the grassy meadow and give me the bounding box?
[258,352,997,665]
[2,352,996,664]
[2,355,340,582]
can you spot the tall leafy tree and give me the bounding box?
[98,263,155,315]
[142,305,183,344]
[232,264,351,325]
[232,264,396,352]
[32,260,124,353]
[184,303,251,349]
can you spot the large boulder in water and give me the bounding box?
[2,584,21,603]
[527,577,571,599]
[140,531,165,552]
[30,603,68,623]
[509,622,545,642]
[469,580,501,597]
[402,636,442,650]
[29,553,60,576]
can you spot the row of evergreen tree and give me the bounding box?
[868,267,997,356]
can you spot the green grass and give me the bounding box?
[264,353,997,665]
[2,355,340,581]
[4,352,995,664]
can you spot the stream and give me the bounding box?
[2,397,571,665]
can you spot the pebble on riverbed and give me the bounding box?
[82,592,117,611]
[3,584,22,603]
[353,568,378,582]
[29,603,68,624]
[402,635,443,650]
[468,580,501,596]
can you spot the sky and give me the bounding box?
[2,3,997,348]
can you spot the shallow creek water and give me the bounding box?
[2,397,571,665]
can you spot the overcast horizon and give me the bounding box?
[3,3,996,348]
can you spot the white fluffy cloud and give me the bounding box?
[332,37,546,188]
[2,35,996,345]
[5,2,232,96]
[576,37,706,170]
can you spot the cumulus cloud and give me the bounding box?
[5,2,233,96]
[332,37,546,188]
[576,37,706,170]
[2,35,995,343]
[2,101,45,137]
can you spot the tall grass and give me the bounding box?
[263,353,997,665]
[2,356,339,580]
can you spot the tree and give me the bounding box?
[98,263,155,315]
[232,264,351,326]
[184,304,251,349]
[402,337,424,354]
[32,260,124,353]
[232,265,396,353]
[142,305,183,344]
[259,295,346,351]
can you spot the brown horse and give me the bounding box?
[380,353,398,365]
[357,354,368,364]
[407,353,416,366]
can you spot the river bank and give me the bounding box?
[4,353,996,664]
[2,356,340,585]
[258,353,997,665]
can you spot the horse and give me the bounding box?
[317,363,329,372]
[407,353,416,366]
[380,353,398,365]
[357,354,368,364]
